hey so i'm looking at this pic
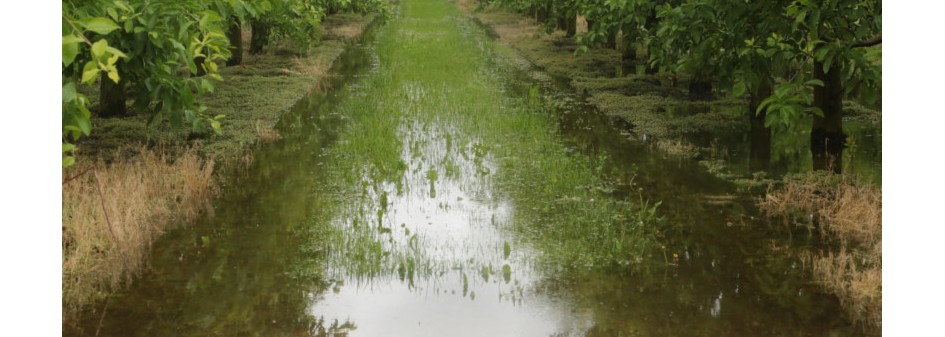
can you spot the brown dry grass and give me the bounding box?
[760,172,881,331]
[62,147,217,318]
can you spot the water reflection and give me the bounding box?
[488,42,868,335]
[311,115,585,335]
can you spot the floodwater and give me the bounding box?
[64,0,879,336]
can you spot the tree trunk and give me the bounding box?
[226,22,243,66]
[250,19,269,55]
[621,40,636,62]
[99,78,127,117]
[536,5,549,23]
[194,56,207,76]
[811,60,845,173]
[688,77,713,100]
[566,12,577,37]
[749,78,773,172]
[644,62,659,75]
[643,9,659,75]
[605,30,617,50]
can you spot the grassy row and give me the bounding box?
[317,0,657,280]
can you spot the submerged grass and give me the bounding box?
[62,147,216,318]
[759,172,882,331]
[317,0,657,280]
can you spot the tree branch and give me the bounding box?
[849,35,881,48]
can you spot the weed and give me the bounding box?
[62,147,216,318]
[760,172,881,330]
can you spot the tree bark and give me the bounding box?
[556,8,576,37]
[749,78,773,172]
[250,19,269,55]
[194,56,207,76]
[226,21,243,66]
[99,78,128,117]
[605,29,617,50]
[621,39,636,62]
[536,5,549,23]
[811,60,846,173]
[566,12,577,37]
[688,77,713,100]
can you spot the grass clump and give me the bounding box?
[62,147,216,318]
[759,172,881,331]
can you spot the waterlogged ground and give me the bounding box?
[66,0,870,336]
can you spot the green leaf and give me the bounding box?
[732,82,746,97]
[63,156,76,168]
[814,45,829,61]
[107,54,121,67]
[107,69,120,83]
[91,39,108,58]
[106,8,119,20]
[80,17,120,35]
[62,35,83,66]
[105,46,128,59]
[200,79,214,93]
[81,61,99,85]
[77,115,92,135]
[804,79,825,87]
[810,107,824,117]
[62,82,77,103]
[62,143,77,153]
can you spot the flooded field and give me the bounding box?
[64,0,880,336]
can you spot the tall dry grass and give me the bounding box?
[62,147,216,317]
[760,172,881,331]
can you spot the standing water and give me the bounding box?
[66,0,867,336]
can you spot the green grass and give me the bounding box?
[317,0,658,278]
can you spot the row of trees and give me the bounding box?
[491,0,880,171]
[62,0,389,167]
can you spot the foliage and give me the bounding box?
[253,0,389,52]
[62,2,127,167]
[760,0,882,116]
[62,0,234,166]
[62,0,390,167]
[491,0,880,130]
[576,0,658,54]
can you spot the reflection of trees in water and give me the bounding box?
[532,198,858,337]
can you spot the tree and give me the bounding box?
[62,0,233,166]
[780,0,881,171]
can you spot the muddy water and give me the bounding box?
[66,1,869,336]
